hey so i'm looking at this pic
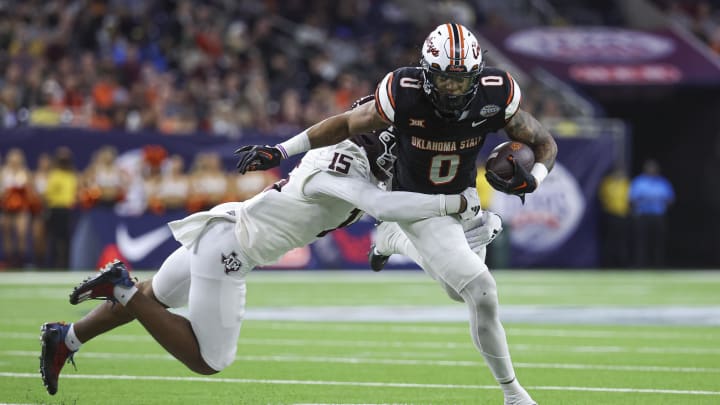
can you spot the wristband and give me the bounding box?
[530,163,549,185]
[444,195,462,215]
[277,130,310,158]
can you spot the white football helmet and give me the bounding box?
[421,23,485,119]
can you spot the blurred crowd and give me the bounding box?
[0,145,279,269]
[658,0,720,55]
[0,0,577,139]
[2,0,718,140]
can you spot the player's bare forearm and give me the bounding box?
[504,109,557,170]
[306,112,355,148]
[307,101,389,148]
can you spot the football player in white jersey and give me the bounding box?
[38,128,488,396]
[233,24,557,405]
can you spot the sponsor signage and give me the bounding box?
[5,128,614,269]
[481,26,720,85]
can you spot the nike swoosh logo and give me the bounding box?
[116,224,173,262]
[512,181,528,191]
[472,119,488,127]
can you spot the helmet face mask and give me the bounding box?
[351,130,397,182]
[375,130,396,182]
[420,24,485,119]
[349,95,397,182]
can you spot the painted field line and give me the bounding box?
[4,332,720,355]
[2,372,719,396]
[5,321,718,341]
[250,322,719,340]
[5,350,719,374]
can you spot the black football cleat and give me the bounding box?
[368,244,390,272]
[69,259,135,305]
[39,322,76,395]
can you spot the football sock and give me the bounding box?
[386,224,523,393]
[460,272,517,385]
[64,323,82,352]
[374,222,410,256]
[114,284,138,306]
[499,376,524,396]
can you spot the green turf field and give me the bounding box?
[1,270,719,404]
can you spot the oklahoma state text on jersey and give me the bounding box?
[374,66,521,194]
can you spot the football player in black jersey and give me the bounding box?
[236,23,557,405]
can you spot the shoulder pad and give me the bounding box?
[479,67,522,120]
[374,68,424,124]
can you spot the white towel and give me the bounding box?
[168,211,237,248]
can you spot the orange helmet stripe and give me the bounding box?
[445,23,454,64]
[456,24,465,61]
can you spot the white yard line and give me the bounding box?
[4,332,720,355]
[1,372,719,396]
[5,350,720,373]
[5,319,718,341]
[250,322,719,340]
[240,305,720,325]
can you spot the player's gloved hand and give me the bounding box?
[458,187,481,221]
[235,145,283,174]
[463,211,503,254]
[485,156,537,203]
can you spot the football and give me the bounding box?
[485,141,535,180]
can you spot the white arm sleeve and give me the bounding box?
[304,171,459,221]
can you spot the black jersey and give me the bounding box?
[374,66,521,194]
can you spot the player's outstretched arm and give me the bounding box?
[235,102,389,174]
[305,172,478,222]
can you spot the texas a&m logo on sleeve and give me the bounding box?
[221,251,243,274]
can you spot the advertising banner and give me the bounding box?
[480,27,720,86]
[4,128,615,269]
[484,137,615,267]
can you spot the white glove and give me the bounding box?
[463,211,503,253]
[459,187,481,221]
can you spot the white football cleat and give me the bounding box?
[504,388,537,405]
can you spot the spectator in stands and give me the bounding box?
[662,0,720,53]
[0,148,32,267]
[31,153,52,268]
[187,153,230,212]
[230,169,280,202]
[159,155,191,211]
[146,154,190,214]
[143,157,164,215]
[598,166,631,268]
[80,146,126,209]
[45,147,78,269]
[138,144,169,214]
[0,1,574,136]
[629,159,675,268]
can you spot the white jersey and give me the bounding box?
[157,139,465,371]
[169,140,457,272]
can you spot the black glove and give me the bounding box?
[485,156,537,203]
[234,145,283,174]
